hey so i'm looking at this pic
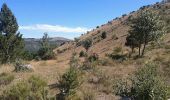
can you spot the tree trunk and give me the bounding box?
[142,34,147,57]
[138,44,141,57]
[132,47,134,53]
[142,42,146,57]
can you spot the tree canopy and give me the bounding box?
[0,3,24,63]
[125,9,165,57]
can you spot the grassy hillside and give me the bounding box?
[0,2,170,100]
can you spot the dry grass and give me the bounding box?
[0,3,170,100]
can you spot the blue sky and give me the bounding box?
[0,0,161,39]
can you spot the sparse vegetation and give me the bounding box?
[1,75,48,100]
[0,2,170,100]
[88,53,99,62]
[82,89,95,100]
[112,34,118,40]
[0,73,14,85]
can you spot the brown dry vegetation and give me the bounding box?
[0,2,170,100]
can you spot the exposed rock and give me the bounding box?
[15,64,34,72]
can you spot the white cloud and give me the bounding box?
[19,24,91,33]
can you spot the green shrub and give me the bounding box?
[113,47,122,54]
[34,56,41,61]
[74,38,80,43]
[88,53,99,62]
[0,73,14,85]
[101,31,107,39]
[69,52,80,68]
[58,67,80,99]
[28,76,48,100]
[2,75,48,100]
[122,14,127,17]
[113,78,131,97]
[114,63,168,100]
[107,53,127,62]
[21,50,35,61]
[38,33,55,60]
[131,63,168,100]
[82,39,92,51]
[38,47,55,60]
[79,50,87,57]
[2,82,31,100]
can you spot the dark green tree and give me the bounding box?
[126,9,165,57]
[82,38,92,52]
[38,33,55,60]
[125,33,139,54]
[101,31,107,39]
[0,3,24,63]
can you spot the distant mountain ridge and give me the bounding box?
[24,37,71,52]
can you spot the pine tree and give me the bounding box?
[38,33,55,60]
[0,3,24,63]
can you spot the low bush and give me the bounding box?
[28,76,48,100]
[113,78,131,97]
[69,52,80,68]
[0,73,14,85]
[114,63,168,100]
[82,39,92,51]
[79,50,87,57]
[107,53,127,62]
[101,31,107,39]
[2,82,31,100]
[112,34,118,40]
[38,47,55,60]
[113,47,122,54]
[131,63,168,100]
[74,38,80,43]
[88,53,99,62]
[57,67,80,100]
[81,60,97,71]
[22,50,36,61]
[97,58,114,66]
[2,75,49,100]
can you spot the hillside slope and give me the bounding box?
[0,2,170,100]
[55,2,170,60]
